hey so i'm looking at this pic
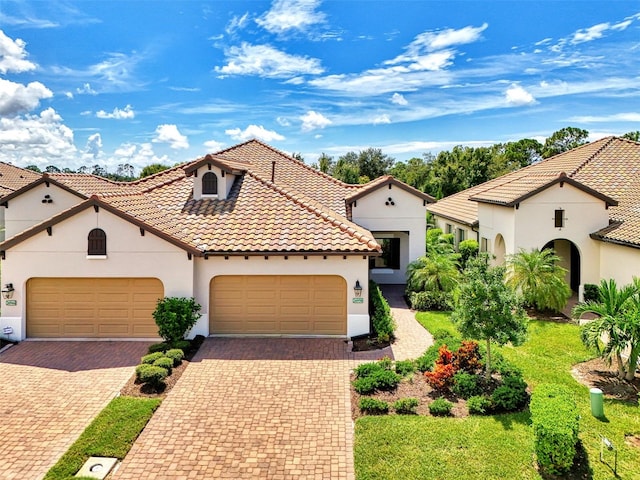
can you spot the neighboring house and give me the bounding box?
[0,140,433,340]
[0,162,41,241]
[428,136,640,301]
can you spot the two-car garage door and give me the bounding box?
[26,278,163,338]
[210,275,346,335]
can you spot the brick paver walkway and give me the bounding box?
[381,284,434,360]
[0,341,150,480]
[113,338,360,480]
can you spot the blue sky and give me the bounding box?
[1,0,639,173]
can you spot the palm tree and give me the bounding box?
[505,248,571,312]
[406,251,460,295]
[572,279,638,380]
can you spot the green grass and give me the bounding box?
[356,313,640,480]
[44,396,161,480]
[415,311,458,338]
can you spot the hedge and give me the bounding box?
[530,383,580,475]
[369,280,395,341]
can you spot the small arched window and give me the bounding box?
[202,172,218,195]
[88,228,107,255]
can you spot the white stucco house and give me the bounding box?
[0,139,433,341]
[428,136,640,301]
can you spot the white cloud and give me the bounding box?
[0,107,77,166]
[85,132,103,158]
[96,104,135,119]
[300,110,331,132]
[276,116,291,127]
[215,42,323,78]
[153,124,189,149]
[256,0,326,35]
[0,78,53,115]
[505,84,535,106]
[226,12,250,34]
[0,30,37,74]
[76,83,97,95]
[391,93,408,105]
[373,114,391,125]
[225,124,285,142]
[109,142,170,169]
[567,112,640,123]
[571,22,610,44]
[204,139,225,151]
[64,91,74,99]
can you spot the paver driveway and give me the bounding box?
[0,341,150,480]
[113,338,366,480]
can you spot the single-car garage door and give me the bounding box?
[26,278,163,338]
[210,275,346,335]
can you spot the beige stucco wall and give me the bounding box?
[599,242,640,287]
[4,184,83,239]
[193,254,371,338]
[433,217,476,246]
[0,207,193,340]
[351,185,427,284]
[478,203,516,264]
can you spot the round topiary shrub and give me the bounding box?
[429,398,453,416]
[452,372,482,399]
[393,398,419,414]
[492,375,529,411]
[141,351,165,365]
[137,364,168,388]
[153,356,174,374]
[147,342,170,354]
[152,297,202,345]
[467,395,492,415]
[165,348,185,366]
[359,397,389,415]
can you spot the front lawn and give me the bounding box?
[355,312,640,480]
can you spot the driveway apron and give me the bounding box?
[0,341,150,480]
[112,338,357,480]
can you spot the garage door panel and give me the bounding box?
[210,275,346,335]
[27,278,163,338]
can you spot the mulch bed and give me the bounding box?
[571,357,639,405]
[120,337,204,399]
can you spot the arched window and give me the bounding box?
[88,228,107,255]
[202,172,218,195]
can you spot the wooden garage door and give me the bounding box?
[210,275,346,335]
[26,278,163,338]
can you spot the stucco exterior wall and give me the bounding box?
[599,242,640,287]
[478,203,516,262]
[351,185,427,284]
[4,184,83,239]
[0,208,193,340]
[193,255,371,337]
[192,166,235,200]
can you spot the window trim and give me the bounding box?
[554,209,564,228]
[87,228,107,256]
[202,172,218,195]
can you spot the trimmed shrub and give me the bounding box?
[359,397,389,415]
[147,342,170,354]
[137,365,168,387]
[458,239,479,269]
[424,345,456,389]
[530,384,580,475]
[353,369,401,394]
[141,352,165,365]
[453,340,482,374]
[135,363,153,381]
[467,395,492,415]
[165,348,185,366]
[394,360,416,376]
[492,375,529,411]
[583,283,599,303]
[153,356,173,373]
[393,398,419,414]
[496,360,523,379]
[369,281,395,341]
[152,297,202,345]
[353,377,377,395]
[452,372,481,399]
[354,362,384,379]
[416,338,462,372]
[429,398,453,416]
[171,339,192,353]
[409,290,451,311]
[377,356,393,371]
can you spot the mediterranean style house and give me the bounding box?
[0,140,433,341]
[428,136,640,301]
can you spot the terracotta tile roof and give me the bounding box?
[428,136,640,246]
[0,162,41,194]
[346,175,435,204]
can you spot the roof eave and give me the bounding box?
[346,176,435,204]
[427,209,479,228]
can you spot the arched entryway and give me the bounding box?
[543,239,581,293]
[494,234,506,265]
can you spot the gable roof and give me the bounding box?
[3,140,434,255]
[427,136,640,246]
[345,175,436,204]
[0,162,41,196]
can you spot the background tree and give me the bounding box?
[116,163,136,180]
[490,139,543,177]
[390,154,434,193]
[45,165,61,173]
[317,153,334,174]
[453,254,528,378]
[356,148,394,182]
[573,279,640,380]
[140,163,170,178]
[622,131,640,142]
[333,152,360,183]
[506,248,572,312]
[25,165,41,172]
[542,127,589,158]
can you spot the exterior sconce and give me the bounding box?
[2,283,14,299]
[354,280,363,298]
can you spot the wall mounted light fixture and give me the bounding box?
[354,280,363,298]
[2,283,15,299]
